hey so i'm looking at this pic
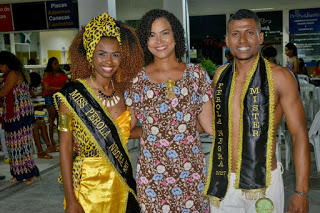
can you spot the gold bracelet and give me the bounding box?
[58,112,72,132]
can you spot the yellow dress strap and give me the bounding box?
[115,109,131,146]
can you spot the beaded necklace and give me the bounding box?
[90,75,120,107]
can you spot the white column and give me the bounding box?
[77,0,108,28]
[107,0,116,20]
[283,9,290,66]
[9,33,15,54]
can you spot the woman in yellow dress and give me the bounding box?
[54,13,144,213]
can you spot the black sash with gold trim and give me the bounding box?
[57,81,140,212]
[205,55,274,207]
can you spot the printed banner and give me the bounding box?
[257,11,283,44]
[289,8,320,33]
[0,4,13,32]
[290,33,320,62]
[46,0,75,29]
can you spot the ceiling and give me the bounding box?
[0,0,319,15]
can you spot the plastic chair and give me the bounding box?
[200,133,213,143]
[276,116,285,163]
[297,74,309,83]
[315,87,320,113]
[275,116,293,170]
[298,79,309,85]
[300,83,316,123]
[309,110,320,172]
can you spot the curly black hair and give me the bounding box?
[0,51,30,84]
[136,9,186,66]
[228,9,261,33]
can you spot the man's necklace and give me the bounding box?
[90,75,120,107]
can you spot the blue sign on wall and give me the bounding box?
[289,8,320,33]
[46,0,74,29]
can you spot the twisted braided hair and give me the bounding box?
[69,22,144,92]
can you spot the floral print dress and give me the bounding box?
[125,64,213,213]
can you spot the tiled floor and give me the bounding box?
[0,134,319,213]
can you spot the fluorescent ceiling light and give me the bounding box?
[250,8,275,11]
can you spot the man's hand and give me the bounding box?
[287,193,309,213]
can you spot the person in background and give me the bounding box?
[30,72,58,159]
[223,47,234,65]
[298,58,309,76]
[285,42,300,91]
[0,75,9,164]
[43,57,69,148]
[0,51,40,185]
[0,107,9,163]
[28,58,36,65]
[126,9,213,212]
[56,13,143,212]
[313,60,320,77]
[205,9,309,213]
[285,43,299,75]
[261,44,279,65]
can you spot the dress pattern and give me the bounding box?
[126,64,213,212]
[3,82,38,181]
[286,56,297,73]
[286,56,300,90]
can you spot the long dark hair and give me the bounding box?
[44,57,64,74]
[0,51,30,84]
[285,43,297,57]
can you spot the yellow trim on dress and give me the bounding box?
[53,81,138,207]
[115,110,132,146]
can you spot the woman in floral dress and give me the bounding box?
[126,9,213,212]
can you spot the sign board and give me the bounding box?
[289,8,320,62]
[12,2,47,31]
[290,33,320,62]
[289,8,320,33]
[0,4,13,32]
[46,0,75,29]
[190,15,226,40]
[257,11,283,44]
[190,49,197,58]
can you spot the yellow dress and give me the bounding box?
[68,110,132,213]
[55,79,139,213]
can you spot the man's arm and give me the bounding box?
[276,66,310,213]
[197,65,226,136]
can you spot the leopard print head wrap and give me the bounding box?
[83,13,121,64]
